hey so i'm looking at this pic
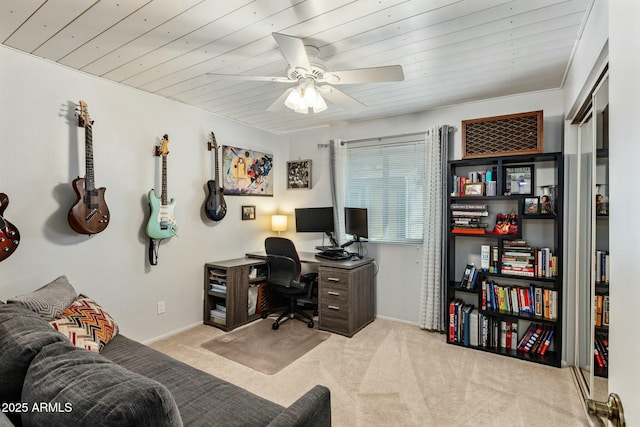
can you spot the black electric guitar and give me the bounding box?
[0,193,20,261]
[68,101,110,235]
[204,132,227,221]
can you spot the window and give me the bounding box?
[345,140,425,244]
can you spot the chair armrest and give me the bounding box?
[266,385,331,427]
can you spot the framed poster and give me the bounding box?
[241,205,256,220]
[286,159,312,189]
[504,164,534,195]
[222,145,273,196]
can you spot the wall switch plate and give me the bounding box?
[157,301,165,314]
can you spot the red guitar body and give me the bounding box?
[0,193,20,261]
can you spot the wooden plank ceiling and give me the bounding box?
[1,0,591,134]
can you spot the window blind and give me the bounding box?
[345,140,425,244]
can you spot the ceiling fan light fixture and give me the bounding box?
[284,78,326,114]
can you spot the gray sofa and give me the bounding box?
[0,284,331,427]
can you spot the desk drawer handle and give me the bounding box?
[327,277,341,282]
[327,291,340,296]
[328,305,340,310]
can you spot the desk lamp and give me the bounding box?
[271,214,287,236]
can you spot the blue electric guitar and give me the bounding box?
[146,135,178,239]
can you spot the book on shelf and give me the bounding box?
[603,296,610,326]
[596,250,610,283]
[481,245,490,271]
[459,263,479,289]
[595,295,604,327]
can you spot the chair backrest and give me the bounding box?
[265,237,302,289]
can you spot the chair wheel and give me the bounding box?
[272,322,279,330]
[308,320,314,328]
[261,312,268,319]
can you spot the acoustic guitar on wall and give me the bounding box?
[146,135,178,240]
[0,193,20,261]
[68,101,110,235]
[204,131,227,221]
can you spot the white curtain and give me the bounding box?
[419,125,449,331]
[329,139,347,245]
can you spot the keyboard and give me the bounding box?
[315,246,343,252]
[315,251,351,260]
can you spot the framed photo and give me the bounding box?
[524,197,539,214]
[504,164,534,195]
[286,159,312,189]
[464,182,484,196]
[241,205,256,220]
[222,145,273,196]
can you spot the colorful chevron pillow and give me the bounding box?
[50,296,118,352]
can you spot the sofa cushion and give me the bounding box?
[0,304,67,406]
[21,341,182,427]
[50,295,118,352]
[102,334,285,426]
[7,276,77,321]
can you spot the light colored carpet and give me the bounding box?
[201,318,330,375]
[150,318,589,427]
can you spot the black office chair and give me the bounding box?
[262,237,318,330]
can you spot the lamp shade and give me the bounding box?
[271,214,288,232]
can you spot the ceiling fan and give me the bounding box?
[206,33,404,114]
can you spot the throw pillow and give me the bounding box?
[7,275,77,321]
[22,341,183,427]
[51,295,118,352]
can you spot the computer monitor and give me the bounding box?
[344,207,368,244]
[295,207,338,248]
[295,207,334,233]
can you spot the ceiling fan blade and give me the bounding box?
[321,65,404,85]
[266,88,295,112]
[272,32,312,74]
[317,85,366,112]
[206,73,294,83]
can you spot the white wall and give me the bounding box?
[281,90,564,324]
[0,45,283,342]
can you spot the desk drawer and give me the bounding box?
[320,283,348,305]
[319,269,350,286]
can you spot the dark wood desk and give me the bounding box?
[204,252,375,336]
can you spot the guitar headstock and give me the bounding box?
[77,100,93,128]
[155,134,170,157]
[207,132,218,151]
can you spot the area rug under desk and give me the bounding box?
[201,318,331,375]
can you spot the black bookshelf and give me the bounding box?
[446,152,564,368]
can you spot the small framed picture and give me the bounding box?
[242,205,256,220]
[286,159,312,189]
[464,182,484,196]
[504,164,534,195]
[524,197,539,214]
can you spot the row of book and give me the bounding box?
[595,294,610,327]
[451,169,497,197]
[481,280,558,320]
[596,250,610,283]
[594,333,609,369]
[448,300,555,355]
[500,240,557,278]
[450,203,489,234]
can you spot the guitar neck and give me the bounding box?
[85,124,95,191]
[161,154,168,205]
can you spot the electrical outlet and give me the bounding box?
[157,301,165,314]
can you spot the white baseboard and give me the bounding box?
[374,314,419,327]
[141,321,202,345]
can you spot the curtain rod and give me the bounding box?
[340,126,453,145]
